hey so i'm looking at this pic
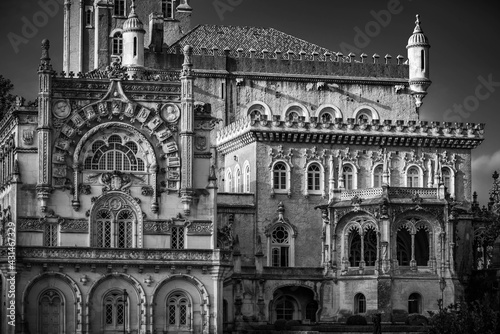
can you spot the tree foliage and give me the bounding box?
[427,297,500,334]
[0,75,16,118]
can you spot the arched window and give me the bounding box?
[442,167,451,193]
[408,293,422,314]
[94,208,135,248]
[114,0,126,16]
[249,109,262,119]
[275,296,295,320]
[85,7,93,27]
[415,229,429,266]
[244,164,251,193]
[348,226,377,267]
[162,0,174,19]
[271,225,290,267]
[226,170,232,192]
[348,229,361,267]
[307,163,321,191]
[85,137,145,172]
[354,293,366,314]
[373,165,383,188]
[273,162,288,190]
[235,167,242,192]
[397,228,411,266]
[39,290,63,333]
[167,292,191,330]
[112,32,123,56]
[354,107,379,123]
[103,290,127,331]
[407,167,420,187]
[343,165,354,190]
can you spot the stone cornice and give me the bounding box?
[216,117,484,154]
[192,69,409,85]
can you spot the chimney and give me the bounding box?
[149,13,164,52]
[164,0,192,47]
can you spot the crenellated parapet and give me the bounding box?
[217,116,485,154]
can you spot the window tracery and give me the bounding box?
[394,218,432,269]
[91,195,140,248]
[103,290,127,331]
[167,291,192,331]
[112,32,123,56]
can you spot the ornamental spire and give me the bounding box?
[413,14,422,33]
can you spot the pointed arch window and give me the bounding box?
[114,0,126,16]
[408,293,422,314]
[226,170,233,192]
[244,164,251,193]
[346,222,378,268]
[103,290,128,331]
[39,290,63,333]
[167,292,191,330]
[271,225,290,267]
[354,293,366,314]
[235,166,242,192]
[112,32,123,56]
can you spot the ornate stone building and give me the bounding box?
[0,1,486,333]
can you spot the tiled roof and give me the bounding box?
[167,24,335,57]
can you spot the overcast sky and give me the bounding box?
[1,0,498,204]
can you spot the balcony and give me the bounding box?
[339,186,439,201]
[16,246,231,265]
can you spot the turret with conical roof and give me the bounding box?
[122,0,145,74]
[407,15,431,109]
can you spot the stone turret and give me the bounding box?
[122,0,145,76]
[407,15,431,109]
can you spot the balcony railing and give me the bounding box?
[339,186,439,201]
[16,246,231,264]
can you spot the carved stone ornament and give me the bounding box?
[269,145,293,168]
[52,100,72,119]
[22,129,35,145]
[105,57,127,80]
[100,171,133,193]
[161,103,180,123]
[195,135,207,151]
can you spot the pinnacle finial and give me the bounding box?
[413,14,422,33]
[129,0,137,17]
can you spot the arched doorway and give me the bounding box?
[271,286,318,323]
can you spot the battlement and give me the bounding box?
[216,115,485,153]
[159,47,409,79]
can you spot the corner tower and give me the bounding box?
[407,15,431,109]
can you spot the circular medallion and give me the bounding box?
[52,100,71,119]
[109,198,122,211]
[161,103,180,123]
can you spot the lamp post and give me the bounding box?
[123,289,128,334]
[439,277,446,309]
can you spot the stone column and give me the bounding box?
[37,40,53,213]
[179,45,195,215]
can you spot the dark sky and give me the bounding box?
[1,0,499,204]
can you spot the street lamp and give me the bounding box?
[439,277,446,309]
[123,289,128,334]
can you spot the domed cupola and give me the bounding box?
[122,0,145,73]
[406,15,431,109]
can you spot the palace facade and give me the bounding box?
[0,1,486,333]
